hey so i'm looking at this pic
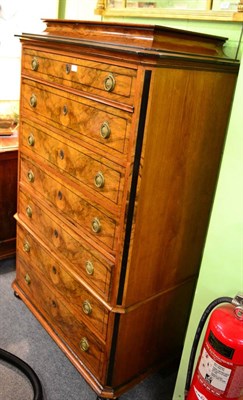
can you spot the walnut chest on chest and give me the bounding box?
[12,20,239,399]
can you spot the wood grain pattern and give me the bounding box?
[22,48,137,105]
[122,66,238,307]
[17,257,107,381]
[20,118,126,207]
[17,223,109,340]
[42,20,228,58]
[21,79,133,158]
[20,156,119,251]
[111,278,196,386]
[16,198,114,301]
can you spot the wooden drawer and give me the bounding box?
[20,157,118,250]
[21,79,132,157]
[17,190,114,301]
[17,257,107,381]
[22,48,137,106]
[17,223,109,340]
[20,120,125,206]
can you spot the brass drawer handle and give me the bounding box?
[104,74,115,92]
[80,337,89,352]
[91,218,101,234]
[100,121,111,139]
[27,170,35,183]
[24,273,31,285]
[27,133,35,147]
[29,94,37,108]
[94,172,105,188]
[31,57,39,71]
[26,205,32,218]
[23,241,30,253]
[85,260,94,276]
[82,300,92,316]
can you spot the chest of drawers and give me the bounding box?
[12,20,239,399]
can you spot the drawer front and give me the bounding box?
[17,257,107,381]
[17,224,109,340]
[22,48,137,106]
[22,80,132,156]
[21,120,125,206]
[20,157,118,250]
[18,190,114,301]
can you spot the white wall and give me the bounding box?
[64,0,101,20]
[0,0,59,115]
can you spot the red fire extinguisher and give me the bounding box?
[185,294,243,400]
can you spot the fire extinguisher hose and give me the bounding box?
[0,347,43,400]
[185,296,233,398]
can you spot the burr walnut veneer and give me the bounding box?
[12,20,239,399]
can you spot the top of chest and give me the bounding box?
[18,19,239,68]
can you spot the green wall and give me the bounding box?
[173,40,243,399]
[59,2,243,397]
[58,0,66,18]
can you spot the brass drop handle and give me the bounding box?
[80,337,89,352]
[104,74,115,92]
[85,260,94,276]
[91,218,101,233]
[31,57,39,71]
[94,172,105,188]
[27,170,35,183]
[23,241,30,253]
[82,300,92,315]
[24,273,31,285]
[100,121,111,139]
[29,94,37,108]
[26,206,32,218]
[27,133,35,147]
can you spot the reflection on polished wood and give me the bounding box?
[0,130,18,260]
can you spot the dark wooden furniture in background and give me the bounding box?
[13,21,239,399]
[0,131,18,260]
